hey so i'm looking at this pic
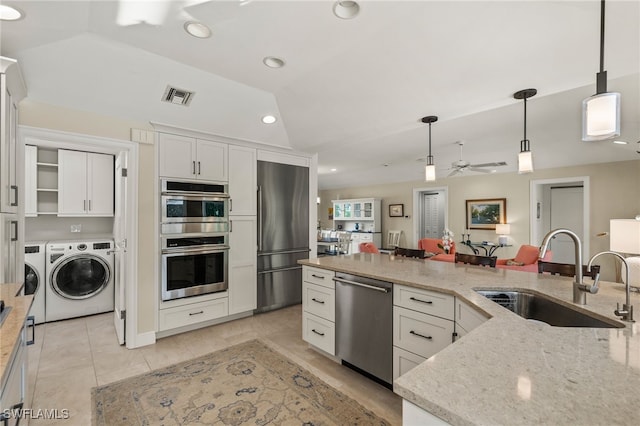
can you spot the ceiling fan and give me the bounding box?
[447,141,507,177]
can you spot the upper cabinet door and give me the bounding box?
[228,145,256,215]
[87,153,114,216]
[196,139,228,182]
[158,133,197,179]
[1,80,18,213]
[58,149,88,216]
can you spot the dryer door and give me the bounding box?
[24,263,39,295]
[51,255,110,300]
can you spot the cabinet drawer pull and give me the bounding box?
[193,161,196,175]
[27,315,36,345]
[311,274,325,279]
[10,185,18,207]
[189,310,204,316]
[10,221,18,241]
[198,161,201,175]
[311,329,325,336]
[410,296,433,304]
[311,298,325,304]
[410,330,432,340]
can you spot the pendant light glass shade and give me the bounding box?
[582,0,621,142]
[421,116,438,182]
[582,91,621,141]
[518,150,533,174]
[425,162,436,181]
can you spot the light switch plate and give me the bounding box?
[70,224,82,233]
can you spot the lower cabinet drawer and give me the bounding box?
[393,306,454,359]
[303,282,335,321]
[393,346,427,381]
[302,312,335,355]
[159,298,229,331]
[303,266,335,289]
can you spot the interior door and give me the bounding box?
[420,192,441,239]
[113,151,128,345]
[550,186,584,264]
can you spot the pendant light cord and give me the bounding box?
[600,0,605,73]
[427,122,434,165]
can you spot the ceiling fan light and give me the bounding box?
[582,91,621,141]
[425,164,436,182]
[518,150,533,174]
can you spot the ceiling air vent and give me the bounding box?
[162,85,194,106]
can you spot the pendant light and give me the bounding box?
[421,116,438,181]
[582,0,620,141]
[513,88,537,174]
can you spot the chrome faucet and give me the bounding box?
[588,251,635,322]
[539,228,599,305]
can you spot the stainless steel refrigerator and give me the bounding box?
[256,161,309,313]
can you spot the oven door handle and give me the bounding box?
[162,245,230,255]
[161,193,230,200]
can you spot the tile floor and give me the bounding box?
[26,304,402,425]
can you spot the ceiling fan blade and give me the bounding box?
[447,169,462,177]
[468,167,494,174]
[469,162,507,168]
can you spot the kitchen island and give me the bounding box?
[299,253,640,425]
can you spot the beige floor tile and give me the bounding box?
[29,305,402,425]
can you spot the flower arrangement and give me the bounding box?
[437,228,454,254]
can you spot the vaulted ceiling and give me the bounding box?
[2,0,638,189]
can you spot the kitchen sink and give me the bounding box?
[475,289,624,328]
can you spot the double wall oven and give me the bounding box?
[161,180,229,301]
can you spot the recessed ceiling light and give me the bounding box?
[0,5,23,21]
[333,1,360,20]
[184,21,211,38]
[261,115,277,124]
[613,140,628,145]
[263,56,285,68]
[330,168,337,172]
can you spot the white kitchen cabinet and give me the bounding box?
[0,213,18,283]
[349,232,382,254]
[158,297,229,332]
[58,150,114,217]
[1,59,23,215]
[393,284,455,382]
[454,298,488,340]
[228,145,256,215]
[302,266,336,355]
[0,319,27,426]
[332,198,381,233]
[158,133,228,182]
[228,216,257,314]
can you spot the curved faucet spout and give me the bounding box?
[539,228,585,304]
[588,251,635,322]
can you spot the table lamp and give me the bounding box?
[496,223,511,246]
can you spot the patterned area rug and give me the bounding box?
[92,339,390,425]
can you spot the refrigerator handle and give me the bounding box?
[257,185,263,251]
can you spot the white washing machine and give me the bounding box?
[45,240,115,322]
[25,242,47,325]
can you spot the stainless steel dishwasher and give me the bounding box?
[334,272,393,387]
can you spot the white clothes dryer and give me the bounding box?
[25,242,47,325]
[45,240,114,322]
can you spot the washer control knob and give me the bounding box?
[77,244,87,251]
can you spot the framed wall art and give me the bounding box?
[466,198,506,230]
[389,204,404,217]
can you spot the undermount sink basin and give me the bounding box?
[475,289,624,328]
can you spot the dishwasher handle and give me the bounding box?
[333,277,390,293]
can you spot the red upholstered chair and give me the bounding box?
[496,245,552,272]
[419,238,456,262]
[359,242,380,254]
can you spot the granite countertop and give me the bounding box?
[299,254,640,425]
[0,283,33,387]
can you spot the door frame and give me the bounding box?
[412,186,448,247]
[530,176,590,258]
[19,125,141,348]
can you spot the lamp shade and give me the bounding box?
[496,224,511,235]
[518,150,533,174]
[425,164,436,181]
[582,92,621,141]
[610,219,640,254]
